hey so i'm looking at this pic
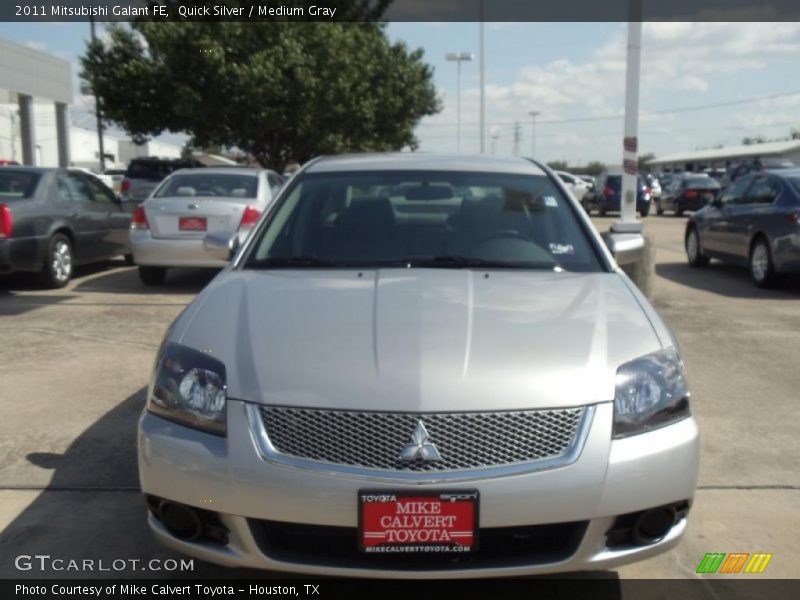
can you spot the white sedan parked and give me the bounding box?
[555,170,589,201]
[130,167,284,285]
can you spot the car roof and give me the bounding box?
[0,166,52,174]
[167,167,263,177]
[305,153,547,176]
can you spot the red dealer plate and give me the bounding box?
[179,216,206,231]
[359,490,479,554]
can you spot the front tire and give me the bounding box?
[686,227,709,268]
[749,238,779,288]
[139,266,167,286]
[39,233,73,288]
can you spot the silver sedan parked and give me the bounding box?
[130,167,283,285]
[138,154,699,577]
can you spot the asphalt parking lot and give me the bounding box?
[0,215,798,581]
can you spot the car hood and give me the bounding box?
[175,269,663,411]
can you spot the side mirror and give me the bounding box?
[602,232,645,266]
[203,232,240,262]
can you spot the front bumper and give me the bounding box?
[130,230,228,268]
[138,401,699,577]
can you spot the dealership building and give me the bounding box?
[649,140,800,173]
[0,38,181,169]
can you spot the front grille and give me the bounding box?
[259,405,586,472]
[250,519,588,570]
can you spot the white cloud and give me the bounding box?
[415,22,800,162]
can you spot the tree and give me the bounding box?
[583,161,606,176]
[81,14,438,171]
[547,160,569,171]
[638,152,655,171]
[742,135,767,146]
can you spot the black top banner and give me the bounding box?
[3,0,800,22]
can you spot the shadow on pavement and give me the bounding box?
[656,261,800,299]
[0,387,279,578]
[74,267,218,295]
[0,292,73,316]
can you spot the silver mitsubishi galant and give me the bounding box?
[138,154,699,577]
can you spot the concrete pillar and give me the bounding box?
[18,93,35,166]
[55,102,70,167]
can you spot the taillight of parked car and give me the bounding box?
[239,206,261,229]
[684,190,698,198]
[121,179,131,194]
[603,186,615,197]
[131,205,149,230]
[0,204,12,238]
[788,211,800,224]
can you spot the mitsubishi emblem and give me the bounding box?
[399,420,442,462]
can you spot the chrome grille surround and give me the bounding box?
[246,403,595,482]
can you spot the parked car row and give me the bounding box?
[0,159,284,288]
[581,173,652,217]
[685,169,800,287]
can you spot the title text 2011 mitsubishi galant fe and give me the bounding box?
[138,154,699,577]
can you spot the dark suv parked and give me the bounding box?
[583,173,651,217]
[0,167,134,288]
[121,157,204,202]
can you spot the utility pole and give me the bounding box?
[445,52,474,153]
[528,111,540,158]
[613,0,643,233]
[513,121,522,156]
[490,128,499,155]
[479,1,486,153]
[90,15,106,172]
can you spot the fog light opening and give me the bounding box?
[158,501,203,541]
[632,506,676,545]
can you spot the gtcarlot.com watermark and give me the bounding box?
[14,554,194,573]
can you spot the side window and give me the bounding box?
[718,177,753,205]
[62,173,93,203]
[56,174,74,203]
[745,177,781,205]
[85,175,117,204]
[268,173,283,195]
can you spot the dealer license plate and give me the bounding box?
[179,216,207,231]
[359,490,478,554]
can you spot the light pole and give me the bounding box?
[528,111,540,158]
[89,15,105,172]
[614,0,643,233]
[445,52,474,153]
[479,19,486,153]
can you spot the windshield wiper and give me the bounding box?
[247,256,341,269]
[401,256,558,270]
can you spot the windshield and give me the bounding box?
[245,170,603,272]
[0,171,41,199]
[155,173,258,199]
[684,177,720,190]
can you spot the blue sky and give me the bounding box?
[2,21,800,165]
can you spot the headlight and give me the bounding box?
[148,342,227,435]
[613,348,690,438]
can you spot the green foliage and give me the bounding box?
[582,161,606,176]
[81,17,439,170]
[546,160,569,171]
[638,152,656,170]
